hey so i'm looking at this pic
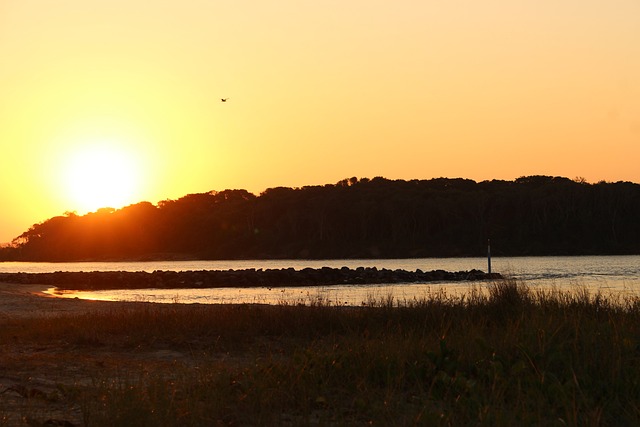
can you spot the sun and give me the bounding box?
[62,142,142,213]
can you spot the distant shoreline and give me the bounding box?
[3,177,640,261]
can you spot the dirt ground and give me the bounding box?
[0,283,197,426]
[0,282,119,319]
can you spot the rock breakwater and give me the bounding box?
[0,268,501,291]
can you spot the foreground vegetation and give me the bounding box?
[2,280,640,425]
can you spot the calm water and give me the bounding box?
[1,256,639,305]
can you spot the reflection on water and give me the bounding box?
[47,282,490,306]
[47,276,640,306]
[13,255,640,306]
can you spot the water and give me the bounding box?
[0,258,490,273]
[1,256,639,305]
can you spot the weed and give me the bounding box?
[2,280,640,425]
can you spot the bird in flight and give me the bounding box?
[221,98,229,102]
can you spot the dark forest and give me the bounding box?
[2,176,639,261]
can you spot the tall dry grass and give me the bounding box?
[1,278,640,425]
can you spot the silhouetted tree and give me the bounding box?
[1,176,639,261]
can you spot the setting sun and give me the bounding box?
[61,142,141,214]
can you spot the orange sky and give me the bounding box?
[1,0,639,244]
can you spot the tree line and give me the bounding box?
[2,176,639,261]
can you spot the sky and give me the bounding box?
[1,1,639,244]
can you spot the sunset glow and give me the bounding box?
[1,0,639,243]
[61,141,142,214]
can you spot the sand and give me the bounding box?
[0,282,192,426]
[0,282,128,319]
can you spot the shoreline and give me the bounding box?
[0,282,149,319]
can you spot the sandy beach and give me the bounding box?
[0,282,194,426]
[0,282,131,319]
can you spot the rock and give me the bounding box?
[0,268,501,291]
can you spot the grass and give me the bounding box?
[2,278,640,425]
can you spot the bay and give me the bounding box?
[1,256,639,305]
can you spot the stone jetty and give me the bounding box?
[0,268,501,291]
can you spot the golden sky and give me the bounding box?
[1,0,639,243]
